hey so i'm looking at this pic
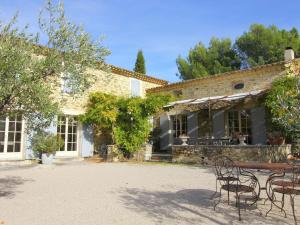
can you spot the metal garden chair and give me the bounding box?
[213,155,260,221]
[212,155,239,202]
[266,165,300,224]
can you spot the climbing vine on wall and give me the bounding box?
[80,92,174,153]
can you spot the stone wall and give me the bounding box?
[105,144,152,162]
[50,67,162,152]
[147,63,286,99]
[179,70,282,99]
[54,67,161,115]
[171,145,292,164]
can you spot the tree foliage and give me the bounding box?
[0,0,109,131]
[80,93,119,129]
[177,24,300,80]
[81,93,173,153]
[265,73,300,139]
[236,24,300,67]
[176,38,241,80]
[133,50,146,74]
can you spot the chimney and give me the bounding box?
[284,47,295,62]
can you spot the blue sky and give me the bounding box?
[1,0,300,82]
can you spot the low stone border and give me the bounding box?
[106,144,152,162]
[171,145,292,164]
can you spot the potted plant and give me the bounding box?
[179,134,189,145]
[267,132,286,145]
[31,131,64,164]
[237,132,247,145]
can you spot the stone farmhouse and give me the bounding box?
[1,48,299,162]
[147,49,299,160]
[0,64,167,161]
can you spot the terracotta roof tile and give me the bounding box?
[109,65,168,85]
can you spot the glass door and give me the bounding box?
[0,115,24,160]
[228,110,252,144]
[56,115,78,157]
[171,115,187,138]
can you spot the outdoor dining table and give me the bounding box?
[234,161,294,171]
[233,161,295,196]
[233,161,300,223]
[213,156,300,222]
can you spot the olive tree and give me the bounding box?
[0,0,110,131]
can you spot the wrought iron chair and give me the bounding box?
[266,166,300,224]
[233,168,261,220]
[212,155,239,202]
[213,156,260,221]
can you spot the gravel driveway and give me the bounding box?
[0,162,298,225]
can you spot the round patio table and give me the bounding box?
[233,162,294,206]
[234,161,300,223]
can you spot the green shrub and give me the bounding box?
[265,76,300,140]
[31,131,64,155]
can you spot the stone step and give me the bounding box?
[0,157,85,167]
[54,157,84,163]
[0,160,36,166]
[150,154,172,162]
[84,156,105,163]
[150,158,172,161]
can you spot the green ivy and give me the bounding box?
[80,93,174,153]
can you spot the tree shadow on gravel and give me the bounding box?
[118,188,292,225]
[0,176,33,199]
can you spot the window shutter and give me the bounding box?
[213,111,225,138]
[61,73,72,94]
[251,107,266,144]
[131,78,141,97]
[187,112,198,138]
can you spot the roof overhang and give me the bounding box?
[164,89,268,112]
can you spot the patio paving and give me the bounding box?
[0,162,298,225]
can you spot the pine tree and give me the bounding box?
[134,50,146,74]
[236,24,300,67]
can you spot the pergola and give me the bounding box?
[164,89,267,111]
[164,89,268,138]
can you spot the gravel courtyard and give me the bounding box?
[0,162,298,225]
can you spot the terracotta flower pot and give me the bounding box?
[268,136,285,145]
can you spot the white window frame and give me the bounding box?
[56,115,79,157]
[0,115,25,160]
[61,73,73,94]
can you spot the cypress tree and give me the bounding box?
[134,50,146,74]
